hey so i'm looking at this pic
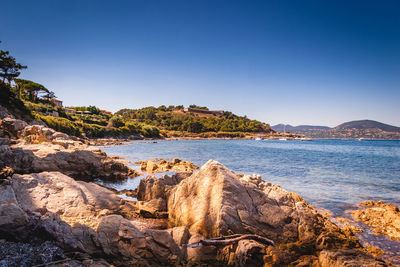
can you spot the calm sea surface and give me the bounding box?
[101,139,400,216]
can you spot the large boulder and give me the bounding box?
[169,160,339,243]
[10,172,128,228]
[0,172,182,266]
[168,160,366,264]
[0,117,140,181]
[20,124,75,145]
[2,143,139,181]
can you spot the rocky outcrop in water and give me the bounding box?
[0,110,393,266]
[166,160,375,266]
[0,161,392,266]
[352,201,400,241]
[137,158,198,174]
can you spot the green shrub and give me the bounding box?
[141,125,160,138]
[0,82,33,120]
[36,114,80,136]
[80,123,105,138]
[110,116,125,128]
[126,122,142,134]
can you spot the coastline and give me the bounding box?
[88,136,400,147]
[1,111,399,266]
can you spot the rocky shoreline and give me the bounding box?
[0,108,399,266]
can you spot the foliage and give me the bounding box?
[0,82,33,120]
[80,123,105,138]
[0,41,27,84]
[14,79,55,103]
[115,105,270,133]
[141,125,160,137]
[109,116,125,128]
[189,104,209,110]
[87,105,100,115]
[35,114,81,136]
[67,106,88,112]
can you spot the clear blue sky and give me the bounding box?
[1,0,399,127]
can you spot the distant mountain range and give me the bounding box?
[272,120,400,139]
[272,124,331,132]
[335,120,400,132]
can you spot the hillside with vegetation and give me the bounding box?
[1,42,274,139]
[115,105,272,138]
[3,79,273,139]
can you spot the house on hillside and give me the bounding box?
[64,108,76,114]
[76,110,91,115]
[50,99,63,107]
[183,107,223,115]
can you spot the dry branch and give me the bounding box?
[187,234,274,248]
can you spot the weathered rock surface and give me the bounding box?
[169,161,351,244]
[168,160,386,266]
[0,152,393,266]
[10,172,129,228]
[352,201,400,241]
[334,217,364,236]
[137,172,189,202]
[319,249,388,267]
[0,117,28,139]
[0,117,140,180]
[0,171,182,266]
[137,158,198,174]
[97,215,182,265]
[6,143,140,181]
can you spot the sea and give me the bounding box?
[100,139,400,263]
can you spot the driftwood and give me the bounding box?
[187,234,274,248]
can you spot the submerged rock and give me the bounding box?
[352,201,400,241]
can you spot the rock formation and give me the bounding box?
[0,160,393,266]
[0,171,182,266]
[0,117,141,181]
[0,108,394,266]
[352,201,400,241]
[136,158,198,173]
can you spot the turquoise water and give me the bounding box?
[101,139,400,216]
